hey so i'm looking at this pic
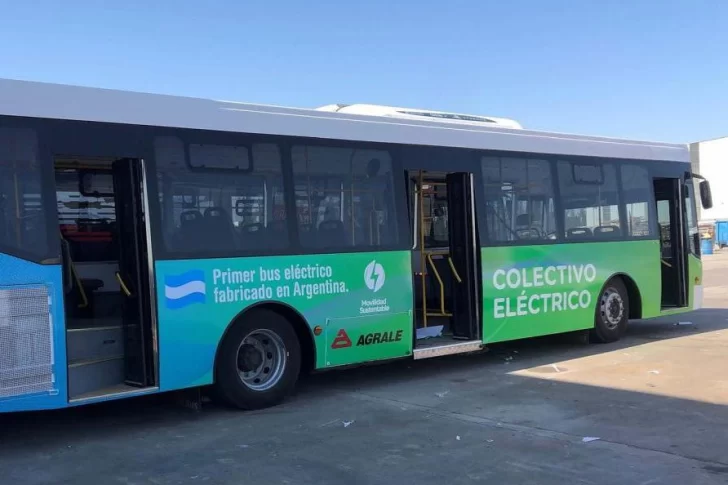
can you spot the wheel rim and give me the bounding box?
[600,287,624,329]
[237,329,287,391]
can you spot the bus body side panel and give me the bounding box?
[154,251,413,392]
[689,254,703,310]
[0,254,67,412]
[481,240,661,344]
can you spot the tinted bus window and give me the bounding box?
[558,161,622,240]
[620,164,653,237]
[291,145,398,250]
[0,127,50,261]
[481,156,558,243]
[154,136,290,256]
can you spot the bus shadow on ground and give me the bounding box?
[0,308,725,460]
[295,307,728,394]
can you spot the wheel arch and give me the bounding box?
[213,301,317,382]
[603,272,642,319]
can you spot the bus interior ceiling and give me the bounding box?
[55,156,131,399]
[411,171,470,348]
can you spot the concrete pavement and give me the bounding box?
[1,253,728,484]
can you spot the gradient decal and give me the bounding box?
[155,251,413,391]
[481,240,664,343]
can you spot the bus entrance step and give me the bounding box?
[413,340,484,360]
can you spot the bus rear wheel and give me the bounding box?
[590,278,629,343]
[215,309,301,410]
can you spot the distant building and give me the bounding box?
[689,136,728,223]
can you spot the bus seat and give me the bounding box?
[516,228,540,240]
[180,210,202,232]
[594,225,621,238]
[203,206,238,250]
[240,222,266,250]
[515,214,530,227]
[567,227,593,239]
[299,223,315,247]
[317,220,347,247]
[266,220,289,249]
[179,210,205,250]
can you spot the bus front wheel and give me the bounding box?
[215,309,302,410]
[590,278,629,344]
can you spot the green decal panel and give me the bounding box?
[156,251,413,391]
[481,241,661,343]
[325,312,411,367]
[688,253,702,308]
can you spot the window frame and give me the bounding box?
[479,154,562,245]
[474,148,662,248]
[150,128,291,260]
[288,138,408,255]
[558,159,624,242]
[149,128,411,260]
[619,163,656,239]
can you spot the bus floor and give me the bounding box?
[413,315,483,359]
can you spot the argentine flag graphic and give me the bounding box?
[164,270,206,309]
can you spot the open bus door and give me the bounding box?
[653,177,688,309]
[112,158,155,387]
[445,172,480,340]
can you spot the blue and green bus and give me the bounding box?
[0,79,712,413]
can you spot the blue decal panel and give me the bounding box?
[0,253,67,412]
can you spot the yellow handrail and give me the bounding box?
[115,272,133,297]
[71,263,89,309]
[60,233,89,309]
[447,257,463,283]
[426,252,449,316]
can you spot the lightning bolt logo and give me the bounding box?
[364,260,386,293]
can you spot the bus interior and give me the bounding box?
[55,156,155,401]
[409,170,483,358]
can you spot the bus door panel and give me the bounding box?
[446,172,480,339]
[653,177,687,308]
[112,158,154,387]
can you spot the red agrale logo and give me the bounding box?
[331,329,352,349]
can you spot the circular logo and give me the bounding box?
[364,260,385,293]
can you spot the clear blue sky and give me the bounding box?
[0,1,726,143]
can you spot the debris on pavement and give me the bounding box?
[675,321,694,326]
[435,391,450,398]
[582,437,600,443]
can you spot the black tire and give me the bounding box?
[214,308,301,410]
[590,277,629,344]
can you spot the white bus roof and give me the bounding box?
[315,104,523,129]
[0,78,688,163]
